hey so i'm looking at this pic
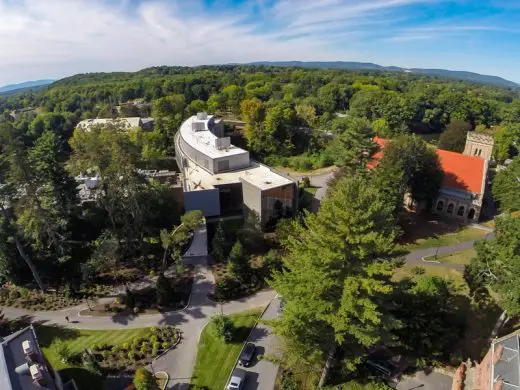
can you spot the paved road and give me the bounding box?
[404,231,494,271]
[286,167,337,212]
[397,371,453,390]
[237,296,282,390]
[0,225,276,390]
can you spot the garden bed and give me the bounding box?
[0,282,113,311]
[36,325,179,390]
[79,267,193,316]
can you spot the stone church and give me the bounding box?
[372,132,494,222]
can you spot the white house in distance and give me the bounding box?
[76,117,154,131]
[175,113,297,227]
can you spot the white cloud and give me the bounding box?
[0,0,518,85]
[0,0,361,85]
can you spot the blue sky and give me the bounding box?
[1,0,520,86]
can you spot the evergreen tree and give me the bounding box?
[270,174,398,372]
[227,240,249,279]
[211,221,226,263]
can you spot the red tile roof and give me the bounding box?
[367,137,389,169]
[437,149,485,194]
[368,137,486,194]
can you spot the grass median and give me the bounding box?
[191,309,262,390]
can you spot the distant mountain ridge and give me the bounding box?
[249,61,519,88]
[0,79,54,93]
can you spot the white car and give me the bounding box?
[226,368,247,390]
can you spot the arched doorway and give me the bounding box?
[447,203,454,214]
[457,206,465,216]
[436,200,444,212]
[468,208,476,220]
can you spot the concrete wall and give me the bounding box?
[214,152,250,173]
[179,135,216,173]
[183,188,221,217]
[241,179,262,222]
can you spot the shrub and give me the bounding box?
[140,342,149,354]
[82,350,101,375]
[301,176,311,188]
[215,275,242,301]
[53,340,72,364]
[161,341,170,350]
[212,314,234,343]
[133,367,159,390]
[411,266,426,275]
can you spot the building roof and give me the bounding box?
[0,326,58,390]
[180,115,248,160]
[183,156,293,192]
[76,117,144,130]
[368,137,486,194]
[491,331,520,390]
[367,137,389,169]
[437,149,485,194]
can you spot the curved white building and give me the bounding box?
[175,113,297,227]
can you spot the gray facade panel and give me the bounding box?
[241,179,262,222]
[184,189,221,217]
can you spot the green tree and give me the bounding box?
[212,314,235,343]
[227,240,249,279]
[468,215,520,315]
[240,98,264,152]
[133,367,159,390]
[222,84,245,116]
[156,273,173,307]
[152,94,185,118]
[326,116,376,170]
[374,134,443,213]
[438,120,472,152]
[390,276,464,362]
[492,157,520,212]
[210,221,226,263]
[494,124,520,163]
[270,174,398,372]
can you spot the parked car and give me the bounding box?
[226,368,247,390]
[238,342,256,366]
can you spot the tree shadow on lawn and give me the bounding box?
[58,367,104,390]
[33,322,81,347]
[397,211,465,245]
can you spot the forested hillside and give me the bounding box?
[2,65,520,170]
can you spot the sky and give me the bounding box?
[1,0,520,86]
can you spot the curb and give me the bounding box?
[223,296,277,388]
[153,329,182,362]
[154,371,169,390]
[421,256,441,264]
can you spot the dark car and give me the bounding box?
[238,342,256,366]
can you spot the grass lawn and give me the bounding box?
[36,326,151,390]
[398,226,488,251]
[392,264,469,295]
[191,309,262,390]
[423,248,477,265]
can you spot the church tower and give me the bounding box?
[463,132,494,160]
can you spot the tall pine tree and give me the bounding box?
[270,174,398,374]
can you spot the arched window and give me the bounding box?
[457,206,465,216]
[447,203,454,214]
[478,149,483,156]
[436,200,444,212]
[468,208,476,220]
[474,149,478,156]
